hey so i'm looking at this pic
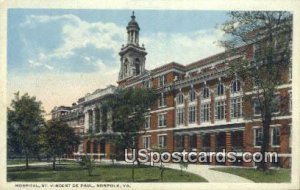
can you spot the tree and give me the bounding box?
[7,92,45,169]
[220,11,292,171]
[152,145,167,182]
[42,120,80,170]
[110,87,157,181]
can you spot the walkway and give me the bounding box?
[110,160,254,183]
[162,163,254,183]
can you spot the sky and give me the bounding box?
[7,9,229,113]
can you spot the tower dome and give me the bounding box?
[127,11,140,30]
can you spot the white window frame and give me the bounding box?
[231,97,242,119]
[231,79,242,93]
[159,75,166,87]
[252,99,262,116]
[176,108,184,126]
[188,106,196,124]
[201,103,210,123]
[144,116,150,129]
[202,87,210,99]
[271,127,280,147]
[158,113,167,128]
[253,127,263,148]
[215,100,225,121]
[176,92,184,105]
[158,134,167,148]
[143,136,151,149]
[216,83,224,96]
[158,93,166,108]
[189,89,196,102]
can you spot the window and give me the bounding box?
[271,94,280,114]
[189,106,196,123]
[158,114,166,127]
[231,79,241,93]
[176,92,184,104]
[190,89,196,102]
[216,83,224,96]
[201,103,210,122]
[176,135,185,150]
[202,87,210,99]
[159,75,167,86]
[159,93,166,107]
[271,127,280,146]
[158,135,167,148]
[202,134,210,151]
[144,80,151,88]
[215,100,225,120]
[176,108,184,125]
[143,136,150,149]
[231,97,242,119]
[253,99,262,115]
[253,128,263,147]
[190,134,197,149]
[144,116,150,129]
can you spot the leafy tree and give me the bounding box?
[110,87,157,181]
[42,120,80,170]
[7,92,45,169]
[220,11,292,171]
[79,154,94,176]
[179,157,189,176]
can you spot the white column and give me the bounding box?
[84,111,89,133]
[92,108,96,133]
[99,107,102,133]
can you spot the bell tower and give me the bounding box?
[118,11,147,81]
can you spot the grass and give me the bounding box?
[7,159,75,165]
[210,167,291,183]
[7,164,208,182]
[7,159,44,165]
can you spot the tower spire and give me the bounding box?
[118,12,147,82]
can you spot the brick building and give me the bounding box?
[51,13,292,168]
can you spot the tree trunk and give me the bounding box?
[52,156,56,170]
[259,112,272,171]
[25,154,29,170]
[131,162,135,182]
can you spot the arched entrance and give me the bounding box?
[93,141,98,159]
[100,139,106,159]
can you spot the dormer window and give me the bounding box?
[176,92,184,104]
[216,83,224,96]
[189,89,196,102]
[231,79,241,93]
[159,75,167,87]
[202,87,210,99]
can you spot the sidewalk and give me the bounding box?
[114,161,254,183]
[162,163,254,183]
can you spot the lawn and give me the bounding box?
[210,167,291,183]
[7,159,45,165]
[8,164,208,182]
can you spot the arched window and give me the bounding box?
[231,79,241,93]
[216,83,224,96]
[202,87,210,99]
[189,89,196,102]
[124,58,129,74]
[176,92,184,104]
[135,58,140,75]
